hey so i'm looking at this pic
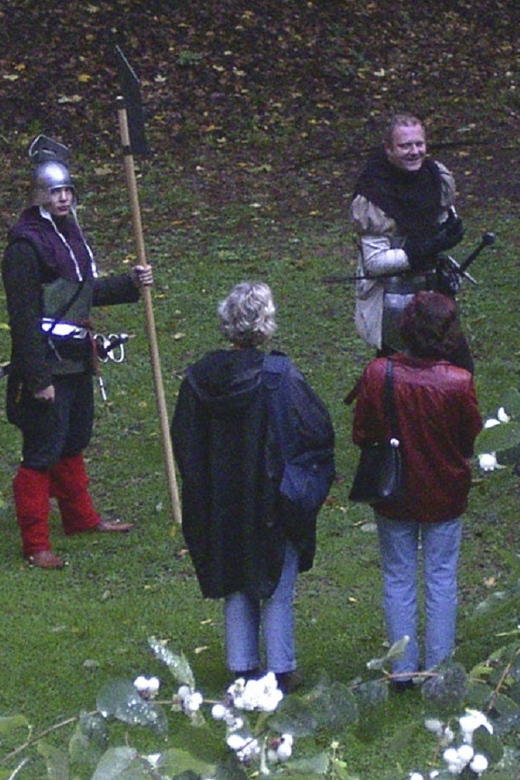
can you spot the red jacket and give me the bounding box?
[352,354,482,522]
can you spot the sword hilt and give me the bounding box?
[459,231,495,273]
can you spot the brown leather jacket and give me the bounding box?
[352,353,482,522]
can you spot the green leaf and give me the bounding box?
[421,662,468,712]
[148,636,195,687]
[464,680,494,710]
[352,679,388,710]
[90,747,145,780]
[268,695,318,737]
[69,711,108,772]
[472,723,504,763]
[303,681,359,730]
[152,747,215,778]
[510,650,520,682]
[283,751,329,775]
[37,741,70,780]
[366,635,409,671]
[214,751,249,780]
[507,682,520,704]
[500,388,520,418]
[276,775,326,780]
[490,693,520,719]
[172,772,201,780]
[96,680,168,735]
[494,707,520,737]
[475,421,520,455]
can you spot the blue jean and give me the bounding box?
[224,542,298,674]
[376,515,462,678]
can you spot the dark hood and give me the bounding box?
[186,347,265,415]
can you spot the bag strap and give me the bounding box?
[383,358,400,439]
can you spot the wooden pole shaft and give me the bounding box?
[116,97,182,525]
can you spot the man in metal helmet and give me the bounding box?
[34,161,75,203]
[1,135,153,569]
[29,134,75,204]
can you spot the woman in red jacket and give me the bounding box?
[352,291,482,689]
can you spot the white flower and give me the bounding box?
[228,678,246,695]
[183,691,203,712]
[148,677,160,694]
[256,672,284,712]
[176,685,203,713]
[224,712,244,730]
[227,678,246,707]
[424,718,443,735]
[497,406,511,423]
[483,418,500,429]
[146,754,162,768]
[277,742,293,761]
[443,747,466,774]
[229,672,283,712]
[134,675,149,691]
[133,675,160,698]
[429,772,440,779]
[459,710,493,744]
[457,743,474,764]
[227,734,247,751]
[478,452,498,472]
[226,733,260,762]
[442,748,459,766]
[211,703,228,721]
[469,753,489,774]
[409,774,424,780]
[276,734,294,761]
[244,740,260,760]
[177,684,191,700]
[239,679,263,710]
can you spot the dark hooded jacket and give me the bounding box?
[172,347,331,600]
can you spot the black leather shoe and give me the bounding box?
[232,668,261,682]
[390,679,415,693]
[275,670,303,694]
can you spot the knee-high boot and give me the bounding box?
[49,453,100,534]
[13,466,51,555]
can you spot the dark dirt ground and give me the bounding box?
[1,0,519,223]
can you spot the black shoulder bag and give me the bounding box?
[349,358,404,504]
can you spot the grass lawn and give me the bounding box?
[0,144,518,779]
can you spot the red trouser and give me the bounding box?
[13,453,100,555]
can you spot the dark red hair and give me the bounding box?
[401,291,464,360]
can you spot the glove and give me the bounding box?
[442,210,465,247]
[132,264,154,288]
[436,257,462,296]
[403,214,465,270]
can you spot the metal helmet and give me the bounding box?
[28,135,75,204]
